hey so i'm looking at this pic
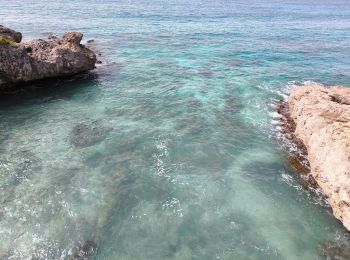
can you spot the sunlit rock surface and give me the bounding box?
[0,25,96,89]
[288,84,350,230]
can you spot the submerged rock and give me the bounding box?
[70,120,112,148]
[286,154,310,176]
[319,241,350,260]
[277,100,313,189]
[0,25,96,89]
[198,68,214,77]
[13,150,42,185]
[71,241,97,260]
[284,84,350,231]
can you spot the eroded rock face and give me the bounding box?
[0,25,96,89]
[287,84,350,230]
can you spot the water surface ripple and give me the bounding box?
[0,0,350,259]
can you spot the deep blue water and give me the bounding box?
[0,0,350,259]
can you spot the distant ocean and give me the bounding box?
[0,0,350,259]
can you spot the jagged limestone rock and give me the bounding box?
[0,25,96,89]
[288,84,350,230]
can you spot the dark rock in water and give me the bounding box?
[286,153,317,190]
[277,100,320,192]
[277,101,296,134]
[226,60,240,67]
[5,150,43,186]
[0,25,22,43]
[0,25,96,90]
[13,151,42,184]
[198,69,213,77]
[287,154,310,175]
[277,101,320,190]
[70,120,112,148]
[84,150,109,168]
[71,241,97,260]
[223,94,242,113]
[277,101,311,173]
[87,39,95,43]
[175,114,207,136]
[318,241,350,260]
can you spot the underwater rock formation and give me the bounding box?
[318,241,350,260]
[71,241,97,260]
[0,25,96,89]
[70,120,112,148]
[284,84,350,231]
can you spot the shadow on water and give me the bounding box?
[0,70,103,157]
[0,71,100,108]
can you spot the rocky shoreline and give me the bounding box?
[279,84,350,231]
[0,25,96,90]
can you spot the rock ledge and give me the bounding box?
[0,25,96,89]
[285,84,350,230]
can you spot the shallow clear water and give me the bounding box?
[1,0,350,259]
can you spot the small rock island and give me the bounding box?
[0,25,96,89]
[281,84,350,231]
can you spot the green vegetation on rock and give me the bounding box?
[0,37,17,46]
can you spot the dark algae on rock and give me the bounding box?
[0,25,96,90]
[278,84,350,231]
[276,101,314,185]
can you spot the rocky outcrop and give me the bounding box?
[286,84,350,230]
[0,25,96,89]
[0,25,22,43]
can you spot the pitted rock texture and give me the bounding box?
[288,84,350,230]
[0,25,96,89]
[0,25,22,43]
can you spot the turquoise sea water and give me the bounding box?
[1,0,350,259]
